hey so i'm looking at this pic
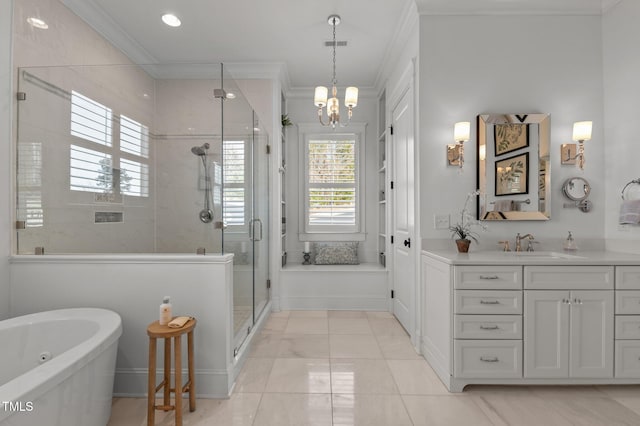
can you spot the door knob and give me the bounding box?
[403,238,411,248]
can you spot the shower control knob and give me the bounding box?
[199,209,214,223]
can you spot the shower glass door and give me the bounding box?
[222,72,270,352]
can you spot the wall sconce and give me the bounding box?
[561,121,592,170]
[447,121,470,169]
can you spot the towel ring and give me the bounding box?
[621,178,640,200]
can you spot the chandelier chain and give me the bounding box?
[332,17,337,86]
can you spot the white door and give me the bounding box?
[391,83,415,335]
[524,290,570,378]
[569,290,614,378]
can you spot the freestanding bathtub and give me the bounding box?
[0,308,122,426]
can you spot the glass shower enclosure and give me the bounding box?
[14,63,269,351]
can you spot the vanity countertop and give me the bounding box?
[421,249,640,266]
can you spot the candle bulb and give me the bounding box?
[304,242,310,252]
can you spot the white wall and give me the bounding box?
[283,93,380,264]
[418,15,605,251]
[603,0,640,254]
[0,0,13,319]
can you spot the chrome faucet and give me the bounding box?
[515,233,535,252]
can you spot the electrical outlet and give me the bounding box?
[434,214,450,230]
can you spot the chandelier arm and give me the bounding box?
[317,108,329,127]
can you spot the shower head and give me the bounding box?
[190,143,210,156]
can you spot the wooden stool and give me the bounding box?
[146,318,196,426]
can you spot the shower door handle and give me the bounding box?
[250,218,263,241]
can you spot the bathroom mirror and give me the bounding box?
[562,177,590,201]
[477,113,550,221]
[562,176,592,213]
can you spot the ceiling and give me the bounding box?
[62,0,619,91]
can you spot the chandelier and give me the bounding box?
[313,15,358,128]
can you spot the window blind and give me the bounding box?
[70,91,112,146]
[307,139,356,226]
[223,140,246,226]
[70,145,112,193]
[120,114,149,158]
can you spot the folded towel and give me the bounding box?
[619,200,640,225]
[493,200,513,212]
[168,316,193,328]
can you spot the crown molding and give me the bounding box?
[373,0,419,94]
[414,0,609,16]
[62,0,157,64]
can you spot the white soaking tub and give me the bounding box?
[0,308,122,426]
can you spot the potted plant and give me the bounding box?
[281,114,292,128]
[449,190,485,253]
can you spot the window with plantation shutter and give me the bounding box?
[301,126,365,236]
[69,91,149,198]
[223,140,248,228]
[71,91,112,147]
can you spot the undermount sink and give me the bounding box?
[500,251,585,259]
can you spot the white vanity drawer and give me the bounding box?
[616,267,640,290]
[615,316,640,339]
[525,266,614,290]
[615,340,640,378]
[616,291,640,315]
[454,315,522,339]
[454,290,522,315]
[454,266,522,290]
[454,340,522,378]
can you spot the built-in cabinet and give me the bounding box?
[377,91,388,268]
[280,92,287,266]
[421,253,640,392]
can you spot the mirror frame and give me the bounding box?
[476,113,550,221]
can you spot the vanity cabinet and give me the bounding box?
[524,266,614,379]
[452,265,523,380]
[615,266,640,378]
[524,289,613,378]
[421,253,639,392]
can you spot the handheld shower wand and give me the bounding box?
[190,143,214,223]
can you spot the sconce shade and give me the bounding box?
[454,121,471,143]
[572,121,592,142]
[345,87,358,108]
[314,86,328,108]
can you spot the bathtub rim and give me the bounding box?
[0,308,122,420]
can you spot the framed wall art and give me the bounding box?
[495,152,528,196]
[494,123,529,157]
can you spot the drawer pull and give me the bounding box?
[480,300,500,305]
[479,325,500,330]
[479,275,500,280]
[480,356,499,363]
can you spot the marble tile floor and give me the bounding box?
[108,310,640,425]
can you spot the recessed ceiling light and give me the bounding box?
[226,92,236,99]
[27,17,48,29]
[161,14,181,27]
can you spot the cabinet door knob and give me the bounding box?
[480,356,499,363]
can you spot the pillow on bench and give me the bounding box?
[314,242,359,265]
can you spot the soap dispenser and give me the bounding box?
[563,231,577,252]
[159,296,172,325]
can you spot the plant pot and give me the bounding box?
[455,239,471,253]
